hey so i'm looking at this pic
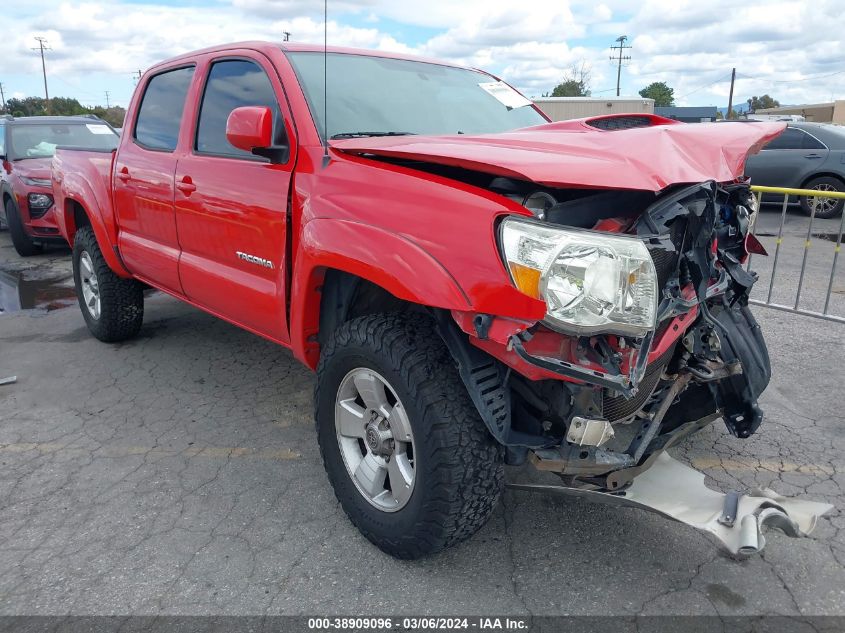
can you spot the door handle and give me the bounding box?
[804,153,822,159]
[116,168,131,182]
[176,177,197,194]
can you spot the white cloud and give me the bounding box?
[0,0,842,109]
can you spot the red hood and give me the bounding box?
[11,157,53,182]
[331,116,786,192]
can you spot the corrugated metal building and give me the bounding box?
[532,97,655,121]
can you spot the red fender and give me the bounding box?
[55,164,131,278]
[290,218,472,368]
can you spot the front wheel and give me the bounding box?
[315,313,504,559]
[72,227,144,342]
[5,198,42,257]
[800,176,844,219]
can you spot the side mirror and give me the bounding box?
[226,106,273,153]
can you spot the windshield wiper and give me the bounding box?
[330,131,417,140]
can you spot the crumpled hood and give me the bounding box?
[11,157,52,182]
[331,116,786,192]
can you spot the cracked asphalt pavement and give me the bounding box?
[1,209,844,617]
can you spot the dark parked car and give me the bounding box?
[745,122,845,218]
[0,115,120,256]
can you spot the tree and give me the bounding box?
[548,62,591,97]
[3,95,125,127]
[639,82,674,107]
[747,95,780,112]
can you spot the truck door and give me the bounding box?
[114,66,195,295]
[174,54,295,342]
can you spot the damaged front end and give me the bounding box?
[440,179,832,555]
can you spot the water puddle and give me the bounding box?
[0,270,78,314]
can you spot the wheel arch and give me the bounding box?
[800,172,845,189]
[60,195,131,277]
[289,218,473,369]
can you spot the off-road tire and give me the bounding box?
[800,176,844,219]
[5,198,42,257]
[72,227,144,342]
[315,313,504,559]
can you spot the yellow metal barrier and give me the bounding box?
[746,184,844,324]
[750,185,845,200]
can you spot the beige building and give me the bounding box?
[532,96,655,121]
[755,100,845,124]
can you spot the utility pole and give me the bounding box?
[726,67,736,119]
[104,91,111,108]
[0,83,6,112]
[32,37,51,113]
[609,35,632,97]
[132,69,143,85]
[283,31,291,42]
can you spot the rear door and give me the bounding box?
[114,65,195,294]
[745,126,829,188]
[174,52,296,341]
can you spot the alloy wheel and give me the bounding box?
[79,251,101,320]
[807,183,839,216]
[335,368,415,512]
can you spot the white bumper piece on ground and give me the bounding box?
[511,451,833,556]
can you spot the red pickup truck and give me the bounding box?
[52,41,831,558]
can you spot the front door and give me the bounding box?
[174,54,295,342]
[114,65,196,294]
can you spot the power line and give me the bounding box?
[737,69,845,84]
[31,36,51,112]
[609,35,632,97]
[676,72,733,100]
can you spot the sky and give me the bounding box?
[1,0,843,110]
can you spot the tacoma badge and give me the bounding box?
[236,251,274,269]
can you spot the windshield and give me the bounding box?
[9,122,119,160]
[286,52,547,140]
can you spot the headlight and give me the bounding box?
[499,217,658,337]
[27,193,54,214]
[21,177,52,187]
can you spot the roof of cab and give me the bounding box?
[146,40,470,74]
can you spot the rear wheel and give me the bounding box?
[72,227,144,342]
[315,313,504,559]
[5,197,42,257]
[800,176,844,219]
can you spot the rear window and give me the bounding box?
[134,66,195,151]
[765,127,825,150]
[8,122,119,160]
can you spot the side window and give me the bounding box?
[134,66,195,151]
[0,124,5,156]
[801,132,826,150]
[195,59,284,158]
[765,127,812,150]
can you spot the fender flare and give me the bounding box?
[289,218,472,368]
[59,174,131,277]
